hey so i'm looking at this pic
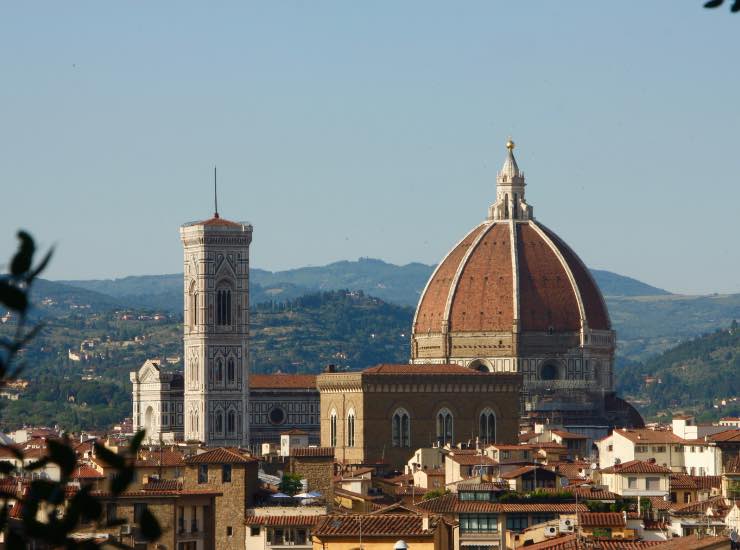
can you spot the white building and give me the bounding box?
[130,359,184,443]
[595,426,723,476]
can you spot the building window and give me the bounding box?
[250,527,260,537]
[346,409,355,447]
[437,408,453,445]
[506,514,528,532]
[460,514,499,533]
[198,464,208,484]
[330,409,337,447]
[215,411,224,434]
[392,408,410,448]
[215,359,223,384]
[222,464,232,483]
[479,408,496,445]
[532,514,556,524]
[227,358,235,383]
[177,506,185,533]
[684,492,691,503]
[217,288,232,326]
[227,410,236,435]
[646,477,661,490]
[227,526,233,537]
[627,477,637,489]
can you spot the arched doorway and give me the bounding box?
[540,362,560,380]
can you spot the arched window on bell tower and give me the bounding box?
[216,283,233,327]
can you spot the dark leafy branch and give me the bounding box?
[704,0,740,12]
[0,231,160,548]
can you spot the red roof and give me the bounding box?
[578,512,625,528]
[447,454,497,466]
[246,515,324,527]
[416,493,587,514]
[520,534,663,550]
[314,514,439,537]
[72,465,105,479]
[613,429,683,444]
[185,447,256,464]
[601,460,672,474]
[195,215,243,228]
[290,447,334,458]
[707,428,740,442]
[362,364,484,375]
[413,220,610,335]
[250,374,317,389]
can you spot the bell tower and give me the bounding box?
[180,202,252,447]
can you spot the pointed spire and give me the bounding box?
[488,138,533,222]
[499,138,521,180]
[214,166,219,219]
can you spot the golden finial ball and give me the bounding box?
[506,139,515,151]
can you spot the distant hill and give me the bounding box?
[616,323,740,421]
[58,258,671,312]
[608,293,740,360]
[590,269,668,297]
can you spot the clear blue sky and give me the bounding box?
[1,2,739,294]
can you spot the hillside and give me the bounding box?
[616,323,740,421]
[58,258,670,311]
[250,290,412,373]
[0,291,412,431]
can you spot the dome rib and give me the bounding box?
[529,221,587,331]
[413,223,487,334]
[515,223,581,332]
[443,222,499,330]
[536,223,612,330]
[509,220,520,331]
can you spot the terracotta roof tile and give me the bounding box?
[578,512,625,528]
[614,429,684,444]
[415,493,587,514]
[707,428,740,442]
[185,447,256,464]
[250,374,317,389]
[415,224,487,333]
[447,454,497,466]
[517,223,580,332]
[521,534,663,550]
[449,223,513,332]
[144,479,181,491]
[290,447,334,458]
[72,465,105,479]
[362,364,484,375]
[314,514,438,537]
[601,460,672,474]
[670,495,727,516]
[246,515,324,527]
[539,224,610,330]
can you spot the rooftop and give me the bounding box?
[314,514,439,537]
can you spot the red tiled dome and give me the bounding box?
[413,219,610,335]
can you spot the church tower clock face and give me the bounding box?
[180,210,253,447]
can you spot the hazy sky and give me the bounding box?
[2,2,739,294]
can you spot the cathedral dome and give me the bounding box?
[411,141,611,366]
[413,218,610,335]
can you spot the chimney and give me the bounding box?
[422,514,430,531]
